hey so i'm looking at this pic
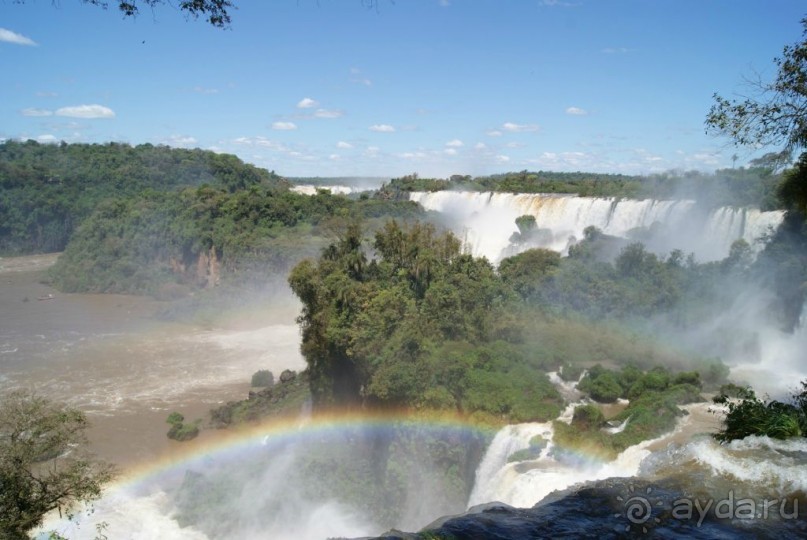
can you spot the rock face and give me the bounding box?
[368,478,806,539]
[196,245,220,288]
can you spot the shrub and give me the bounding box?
[251,370,275,388]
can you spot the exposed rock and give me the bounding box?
[365,478,806,539]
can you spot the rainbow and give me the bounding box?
[107,408,500,496]
[40,410,635,539]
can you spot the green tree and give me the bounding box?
[0,391,115,540]
[706,17,807,152]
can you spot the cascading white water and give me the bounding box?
[410,191,785,263]
[467,404,702,510]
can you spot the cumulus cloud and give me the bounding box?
[297,97,319,109]
[502,121,539,133]
[55,105,115,119]
[21,108,53,117]
[272,121,297,130]
[369,124,395,133]
[336,141,353,149]
[36,134,58,143]
[314,109,343,119]
[444,148,457,156]
[487,130,503,137]
[0,28,36,46]
[446,139,464,147]
[566,106,588,116]
[496,155,510,163]
[329,154,340,160]
[474,142,487,150]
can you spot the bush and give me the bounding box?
[251,370,275,388]
[571,404,605,430]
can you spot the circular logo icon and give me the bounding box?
[615,485,663,534]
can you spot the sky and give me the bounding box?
[2,1,805,178]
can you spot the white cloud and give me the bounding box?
[314,109,343,119]
[36,134,58,143]
[446,139,464,147]
[233,136,287,151]
[566,106,588,116]
[163,135,198,147]
[502,122,539,133]
[329,154,340,160]
[0,28,36,46]
[496,155,511,163]
[506,142,526,148]
[297,97,319,109]
[336,141,353,149]
[401,151,427,160]
[55,105,115,119]
[487,130,503,137]
[366,146,381,155]
[21,108,53,117]
[444,148,457,156]
[193,86,219,95]
[474,142,487,150]
[272,121,297,130]
[369,124,395,133]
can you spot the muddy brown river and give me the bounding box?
[0,254,306,467]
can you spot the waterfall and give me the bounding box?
[410,191,785,263]
[466,410,697,510]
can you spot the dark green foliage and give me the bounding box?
[0,391,116,539]
[0,140,285,255]
[47,184,422,295]
[166,411,185,425]
[251,370,274,388]
[571,404,605,430]
[713,381,807,442]
[498,248,560,300]
[288,220,564,420]
[166,411,199,442]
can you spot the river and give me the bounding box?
[0,253,305,467]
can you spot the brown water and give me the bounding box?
[0,254,306,467]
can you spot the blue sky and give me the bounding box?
[2,1,805,178]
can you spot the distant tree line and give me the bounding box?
[378,167,786,210]
[0,140,285,255]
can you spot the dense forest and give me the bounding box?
[0,140,286,254]
[378,165,785,210]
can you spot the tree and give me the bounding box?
[11,0,234,28]
[706,17,807,152]
[0,391,115,540]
